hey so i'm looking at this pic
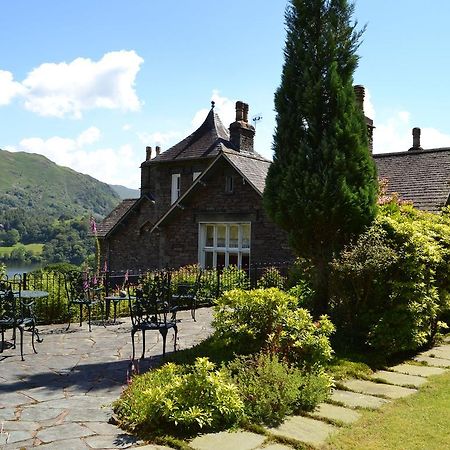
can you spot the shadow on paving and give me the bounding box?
[0,354,166,396]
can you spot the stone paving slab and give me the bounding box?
[330,389,390,409]
[84,433,139,448]
[420,345,450,360]
[310,402,361,424]
[269,415,338,446]
[389,363,446,377]
[414,355,450,367]
[371,370,427,388]
[190,430,266,450]
[35,437,91,449]
[0,429,34,446]
[255,444,293,450]
[342,379,417,399]
[36,422,94,443]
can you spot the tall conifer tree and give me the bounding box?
[264,0,378,315]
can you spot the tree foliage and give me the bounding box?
[264,0,378,315]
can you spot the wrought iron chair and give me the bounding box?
[0,282,39,361]
[64,271,104,332]
[128,272,178,359]
[172,270,202,321]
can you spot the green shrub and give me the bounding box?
[220,265,250,292]
[213,288,334,368]
[226,352,332,425]
[257,266,286,289]
[288,279,315,310]
[331,202,450,356]
[113,358,244,435]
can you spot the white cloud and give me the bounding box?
[19,50,144,118]
[77,126,101,146]
[138,130,181,147]
[363,87,375,120]
[192,90,236,129]
[0,70,25,105]
[122,123,132,131]
[14,127,141,188]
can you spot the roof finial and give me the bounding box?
[211,100,215,109]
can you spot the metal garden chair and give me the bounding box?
[128,271,178,359]
[64,271,104,332]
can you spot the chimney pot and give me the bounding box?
[243,103,249,123]
[146,146,152,160]
[409,127,422,151]
[235,101,244,121]
[156,145,161,156]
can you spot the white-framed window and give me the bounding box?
[193,171,201,181]
[198,222,251,269]
[171,173,181,204]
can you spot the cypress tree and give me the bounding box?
[264,0,378,316]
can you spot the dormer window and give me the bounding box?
[171,173,180,204]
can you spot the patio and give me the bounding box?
[0,308,213,449]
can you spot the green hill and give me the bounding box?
[110,184,140,199]
[0,148,121,218]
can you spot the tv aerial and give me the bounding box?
[252,114,263,128]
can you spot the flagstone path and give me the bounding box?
[0,308,213,449]
[1,310,449,450]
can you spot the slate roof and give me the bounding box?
[96,198,138,238]
[374,148,450,213]
[223,150,271,195]
[147,108,234,162]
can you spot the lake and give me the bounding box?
[5,263,44,278]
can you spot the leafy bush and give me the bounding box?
[213,288,334,368]
[257,266,286,289]
[331,202,450,356]
[226,352,332,425]
[220,265,250,292]
[113,358,244,435]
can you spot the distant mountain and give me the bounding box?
[110,184,140,199]
[0,149,121,219]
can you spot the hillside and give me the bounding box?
[110,184,140,199]
[0,149,121,218]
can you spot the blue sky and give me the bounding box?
[2,0,450,189]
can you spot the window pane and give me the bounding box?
[229,225,238,247]
[205,252,214,269]
[229,253,238,266]
[242,224,250,248]
[206,225,214,247]
[217,225,226,247]
[217,252,225,269]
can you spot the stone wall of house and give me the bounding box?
[100,199,160,272]
[141,158,213,216]
[159,158,293,268]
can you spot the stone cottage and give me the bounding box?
[96,101,293,272]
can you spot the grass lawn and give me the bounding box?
[323,370,450,450]
[0,242,44,256]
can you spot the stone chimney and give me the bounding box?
[354,85,365,111]
[229,101,255,153]
[146,146,152,160]
[354,84,374,153]
[409,127,423,151]
[155,145,161,156]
